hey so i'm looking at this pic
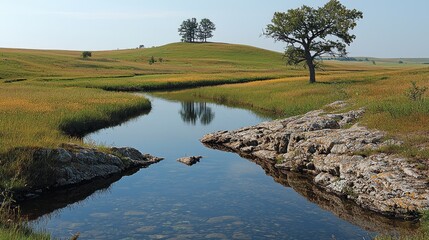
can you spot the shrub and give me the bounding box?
[82,51,92,59]
[148,56,156,65]
[405,81,428,101]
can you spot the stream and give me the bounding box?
[23,95,416,239]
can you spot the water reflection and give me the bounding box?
[19,169,139,221]
[203,142,420,236]
[179,102,215,125]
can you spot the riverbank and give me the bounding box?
[3,144,163,201]
[201,101,429,219]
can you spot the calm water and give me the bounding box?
[24,95,413,239]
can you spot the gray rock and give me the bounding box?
[31,145,163,189]
[177,156,203,166]
[201,102,428,218]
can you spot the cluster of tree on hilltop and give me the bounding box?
[178,18,216,43]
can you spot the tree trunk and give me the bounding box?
[306,58,316,83]
[304,49,316,83]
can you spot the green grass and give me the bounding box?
[0,191,50,240]
[0,84,151,189]
[0,228,50,240]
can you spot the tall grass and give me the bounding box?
[0,84,151,189]
[0,191,50,240]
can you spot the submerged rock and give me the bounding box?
[201,103,429,218]
[177,156,203,166]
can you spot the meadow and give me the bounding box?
[1,42,428,188]
[0,42,428,239]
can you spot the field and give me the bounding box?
[1,42,428,188]
[0,42,428,239]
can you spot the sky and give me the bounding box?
[0,0,428,58]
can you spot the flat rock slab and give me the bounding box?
[177,156,203,166]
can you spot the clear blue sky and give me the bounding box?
[1,0,428,58]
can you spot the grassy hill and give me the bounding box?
[0,43,286,79]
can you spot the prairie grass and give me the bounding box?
[0,191,50,240]
[0,84,150,189]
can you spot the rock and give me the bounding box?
[177,156,203,166]
[55,148,73,163]
[325,100,348,109]
[26,145,163,190]
[201,102,428,218]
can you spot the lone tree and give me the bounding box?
[197,18,216,42]
[264,0,362,83]
[179,18,216,43]
[178,18,199,43]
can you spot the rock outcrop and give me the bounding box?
[177,156,203,166]
[201,102,429,218]
[21,143,163,195]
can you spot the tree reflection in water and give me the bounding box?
[179,102,215,125]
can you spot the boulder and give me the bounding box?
[177,156,203,166]
[30,145,163,189]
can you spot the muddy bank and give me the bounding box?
[201,101,429,219]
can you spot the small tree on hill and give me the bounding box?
[264,0,363,83]
[82,51,92,59]
[197,18,216,42]
[148,56,156,65]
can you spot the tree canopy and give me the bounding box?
[179,18,216,43]
[178,18,199,43]
[265,0,363,83]
[197,18,216,42]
